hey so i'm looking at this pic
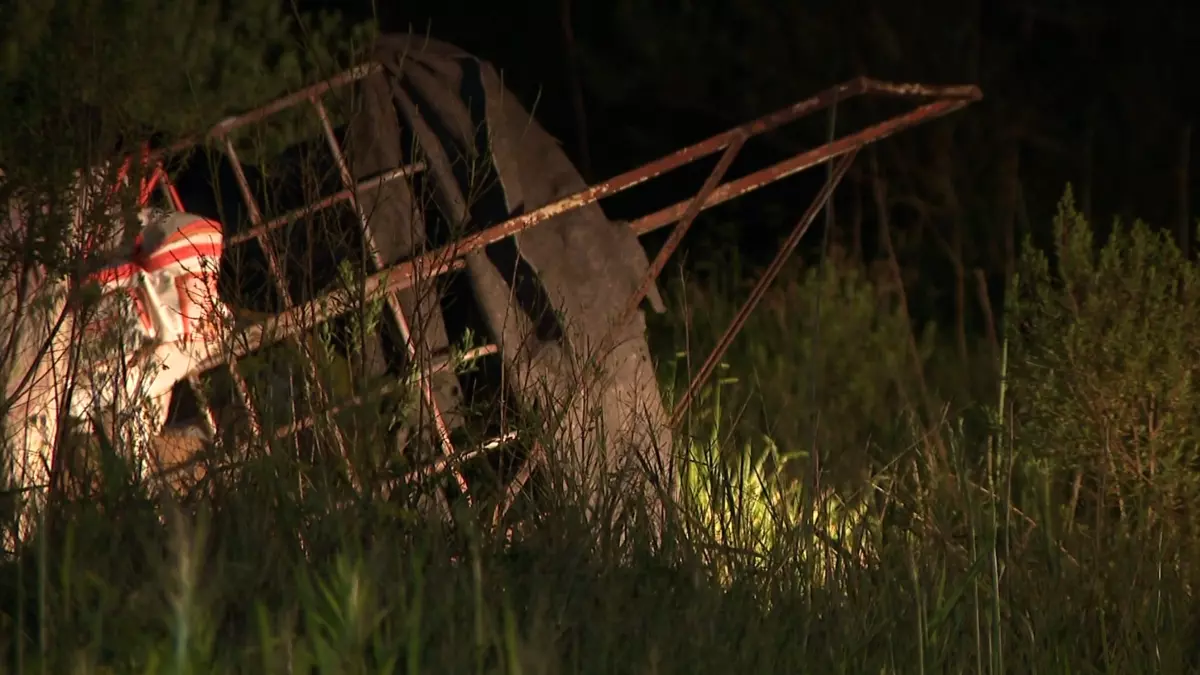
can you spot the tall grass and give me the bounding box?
[3,196,1200,673]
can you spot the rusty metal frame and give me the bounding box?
[139,63,979,499]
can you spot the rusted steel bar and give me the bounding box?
[194,255,471,372]
[219,137,290,295]
[407,344,500,382]
[218,133,350,455]
[197,78,973,280]
[367,80,859,258]
[211,64,380,138]
[629,98,972,236]
[155,57,974,166]
[341,98,974,317]
[861,80,981,99]
[223,76,975,269]
[494,441,545,527]
[217,135,291,439]
[228,161,426,245]
[218,137,265,224]
[616,130,748,329]
[311,95,358,189]
[669,151,858,428]
[309,94,469,496]
[185,93,974,375]
[154,63,383,161]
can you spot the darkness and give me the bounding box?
[212,1,1200,338]
[335,4,1194,232]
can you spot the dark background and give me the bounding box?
[286,0,1200,347]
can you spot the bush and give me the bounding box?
[1009,188,1200,538]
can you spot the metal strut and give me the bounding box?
[308,93,471,499]
[216,132,350,457]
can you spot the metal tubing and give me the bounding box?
[177,91,977,379]
[309,94,469,496]
[669,151,858,427]
[228,162,426,245]
[628,99,972,236]
[615,131,748,330]
[274,343,499,438]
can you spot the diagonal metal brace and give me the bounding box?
[670,150,859,427]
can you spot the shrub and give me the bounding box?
[1009,187,1200,539]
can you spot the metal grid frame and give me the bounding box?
[127,63,980,508]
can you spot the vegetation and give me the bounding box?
[4,2,1200,673]
[4,187,1198,671]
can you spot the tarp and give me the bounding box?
[342,35,673,518]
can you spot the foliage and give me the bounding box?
[2,181,1200,671]
[1009,188,1200,534]
[662,354,876,588]
[655,252,933,493]
[0,0,371,276]
[0,0,368,161]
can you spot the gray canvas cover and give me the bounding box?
[341,34,673,519]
